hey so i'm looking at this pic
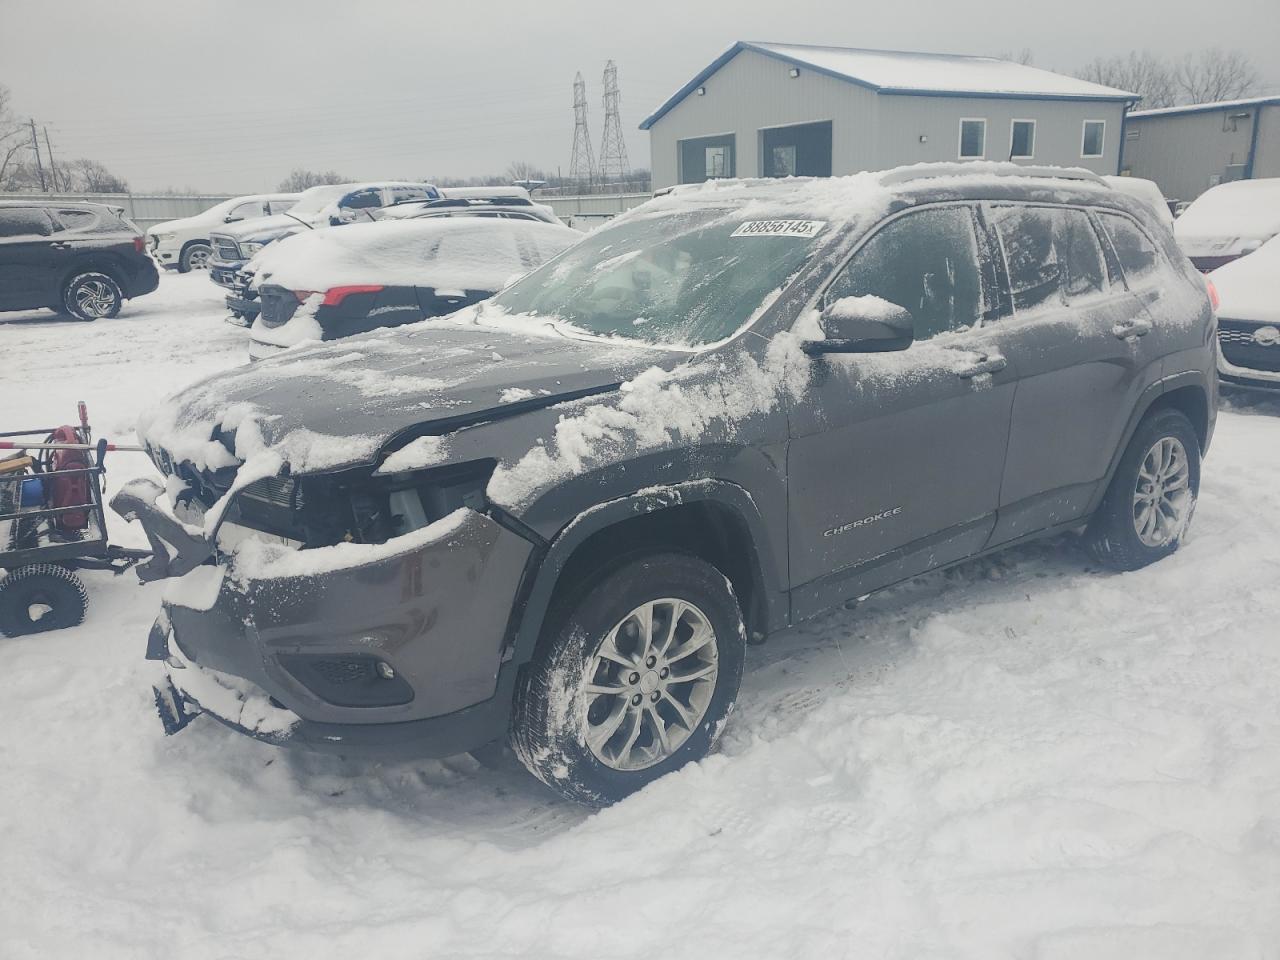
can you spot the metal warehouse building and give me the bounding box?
[1120,96,1280,203]
[641,41,1136,189]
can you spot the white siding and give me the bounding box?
[1122,107,1262,201]
[873,96,1126,173]
[647,49,878,188]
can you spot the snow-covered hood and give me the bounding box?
[1174,179,1280,258]
[1210,237,1280,324]
[216,213,317,245]
[147,213,210,235]
[138,321,664,480]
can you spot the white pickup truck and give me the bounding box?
[145,193,300,272]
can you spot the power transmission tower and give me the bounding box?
[598,60,631,185]
[28,118,47,191]
[569,72,596,189]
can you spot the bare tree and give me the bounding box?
[65,158,128,193]
[1075,51,1178,108]
[996,48,1035,66]
[0,84,33,190]
[1174,47,1261,105]
[506,160,549,183]
[278,168,349,192]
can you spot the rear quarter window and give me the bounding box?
[1096,211,1161,286]
[55,209,99,232]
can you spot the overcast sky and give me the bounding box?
[3,0,1276,193]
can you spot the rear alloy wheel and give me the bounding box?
[63,272,122,320]
[1085,407,1201,571]
[0,563,89,637]
[179,242,211,272]
[511,553,745,806]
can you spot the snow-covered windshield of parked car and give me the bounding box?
[286,186,353,216]
[489,208,826,346]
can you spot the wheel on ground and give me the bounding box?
[179,242,212,273]
[511,553,746,806]
[63,272,122,320]
[0,563,89,637]
[1084,407,1200,571]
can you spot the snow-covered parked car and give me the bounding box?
[1103,176,1174,229]
[113,162,1216,806]
[1174,178,1280,272]
[1211,235,1280,390]
[246,217,580,358]
[208,181,439,321]
[145,194,300,272]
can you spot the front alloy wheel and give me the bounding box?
[511,553,745,806]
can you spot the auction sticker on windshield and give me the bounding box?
[731,220,827,239]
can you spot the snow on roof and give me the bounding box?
[640,41,1136,129]
[1128,95,1280,119]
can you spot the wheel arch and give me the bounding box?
[179,237,211,258]
[59,257,126,294]
[1088,370,1211,516]
[508,480,787,669]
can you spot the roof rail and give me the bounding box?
[879,162,1106,186]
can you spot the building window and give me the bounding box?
[1010,119,1036,159]
[959,118,986,159]
[678,134,735,184]
[1081,120,1106,158]
[705,145,730,178]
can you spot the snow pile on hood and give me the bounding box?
[1210,235,1280,324]
[1175,178,1280,257]
[487,323,809,509]
[249,218,580,294]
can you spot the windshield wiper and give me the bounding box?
[283,213,314,231]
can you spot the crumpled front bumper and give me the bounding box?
[112,478,536,757]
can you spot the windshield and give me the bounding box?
[489,207,827,346]
[289,185,354,216]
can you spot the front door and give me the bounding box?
[981,203,1159,544]
[787,204,1017,620]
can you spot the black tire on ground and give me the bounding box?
[0,563,89,637]
[178,241,211,273]
[63,271,123,321]
[1084,406,1201,571]
[511,552,746,806]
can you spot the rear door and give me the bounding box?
[0,207,60,310]
[983,203,1159,545]
[787,204,1017,619]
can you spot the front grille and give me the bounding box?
[1218,321,1280,373]
[212,237,241,261]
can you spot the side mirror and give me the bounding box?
[224,216,242,223]
[329,214,343,226]
[803,296,915,355]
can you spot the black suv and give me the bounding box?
[0,200,159,319]
[115,164,1216,806]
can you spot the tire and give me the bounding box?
[63,271,122,320]
[1084,407,1201,571]
[511,552,746,806]
[0,563,89,637]
[179,242,212,273]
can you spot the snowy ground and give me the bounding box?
[2,274,1280,959]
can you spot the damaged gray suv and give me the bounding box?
[115,163,1217,805]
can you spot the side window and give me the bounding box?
[341,188,383,210]
[825,206,984,342]
[389,186,430,204]
[226,201,261,221]
[1096,212,1160,286]
[1081,120,1106,158]
[268,199,297,215]
[0,208,54,238]
[1057,209,1106,301]
[56,209,97,232]
[991,205,1062,312]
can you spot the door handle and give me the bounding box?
[957,354,1007,378]
[1113,318,1153,340]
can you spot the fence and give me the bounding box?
[1,190,653,230]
